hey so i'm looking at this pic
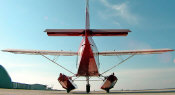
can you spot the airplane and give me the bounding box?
[2,0,174,93]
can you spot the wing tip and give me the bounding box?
[1,49,10,52]
[1,50,6,52]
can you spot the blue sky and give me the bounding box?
[0,0,175,91]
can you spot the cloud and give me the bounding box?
[127,39,152,49]
[100,0,139,25]
[113,21,122,27]
[157,53,172,63]
[3,63,38,68]
[44,16,48,20]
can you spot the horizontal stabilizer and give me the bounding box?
[2,49,77,56]
[45,29,85,36]
[99,49,174,56]
[90,29,131,36]
[44,29,131,36]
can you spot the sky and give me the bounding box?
[0,0,175,91]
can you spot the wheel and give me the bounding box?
[106,89,110,93]
[86,84,90,93]
[67,89,70,93]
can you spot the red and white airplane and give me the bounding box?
[2,0,174,93]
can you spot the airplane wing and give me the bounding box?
[2,49,77,56]
[99,49,174,56]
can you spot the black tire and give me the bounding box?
[86,84,90,93]
[106,89,110,93]
[67,89,70,93]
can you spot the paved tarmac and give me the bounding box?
[0,88,175,95]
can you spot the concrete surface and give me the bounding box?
[0,88,175,95]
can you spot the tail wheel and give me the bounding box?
[86,84,90,93]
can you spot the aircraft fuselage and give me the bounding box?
[77,30,100,76]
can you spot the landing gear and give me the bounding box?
[58,73,77,93]
[86,84,90,93]
[101,73,118,93]
[67,89,71,93]
[86,77,90,93]
[106,89,110,93]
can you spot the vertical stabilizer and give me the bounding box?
[85,0,90,29]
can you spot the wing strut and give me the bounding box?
[100,54,135,75]
[40,54,75,75]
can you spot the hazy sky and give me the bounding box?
[0,0,175,91]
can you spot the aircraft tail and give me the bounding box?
[45,29,131,36]
[44,0,131,36]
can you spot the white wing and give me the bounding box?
[2,49,77,56]
[99,49,174,56]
